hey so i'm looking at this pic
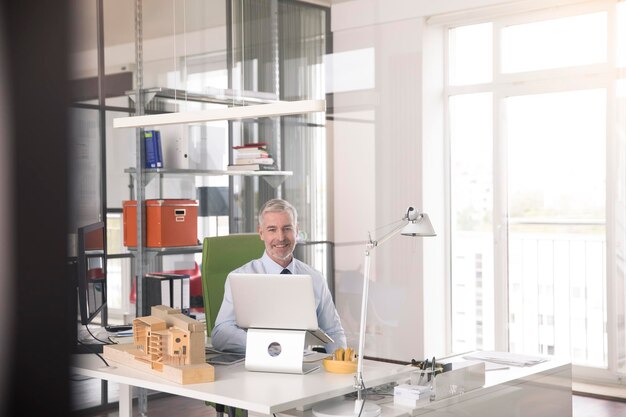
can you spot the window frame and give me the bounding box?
[441,0,625,384]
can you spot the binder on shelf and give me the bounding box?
[143,273,190,316]
[155,130,164,167]
[144,130,163,169]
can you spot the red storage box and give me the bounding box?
[123,199,199,247]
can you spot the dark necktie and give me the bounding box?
[281,268,291,274]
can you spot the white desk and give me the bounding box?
[71,354,412,417]
[72,353,571,417]
[378,355,572,417]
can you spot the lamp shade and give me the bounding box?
[401,213,436,237]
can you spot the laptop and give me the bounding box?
[229,273,334,345]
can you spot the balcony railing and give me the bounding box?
[452,218,607,367]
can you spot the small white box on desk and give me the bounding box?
[393,384,431,408]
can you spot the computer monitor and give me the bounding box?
[76,221,107,325]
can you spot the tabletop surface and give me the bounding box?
[72,354,413,414]
[72,351,571,414]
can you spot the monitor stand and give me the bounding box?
[245,328,320,374]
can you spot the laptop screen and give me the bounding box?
[229,273,319,331]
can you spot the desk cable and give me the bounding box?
[84,324,116,345]
[76,339,110,367]
[82,325,115,367]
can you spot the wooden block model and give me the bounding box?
[103,305,214,384]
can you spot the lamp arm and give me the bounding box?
[354,221,407,399]
[355,247,371,398]
[368,221,407,248]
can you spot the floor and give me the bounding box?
[75,395,214,417]
[572,395,626,417]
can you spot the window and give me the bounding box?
[501,12,607,73]
[449,92,494,353]
[448,23,492,85]
[445,1,626,381]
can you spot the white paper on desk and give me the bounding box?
[110,333,134,343]
[463,351,547,367]
[484,362,509,371]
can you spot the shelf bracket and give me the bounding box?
[261,174,289,188]
[127,90,158,107]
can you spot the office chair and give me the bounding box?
[201,233,265,336]
[201,233,264,417]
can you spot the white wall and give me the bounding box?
[329,0,532,361]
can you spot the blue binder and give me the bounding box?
[144,130,163,168]
[155,130,163,167]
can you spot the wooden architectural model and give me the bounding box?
[103,305,214,384]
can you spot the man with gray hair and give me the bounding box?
[211,198,347,354]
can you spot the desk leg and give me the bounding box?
[118,383,132,417]
[138,387,148,416]
[225,406,248,417]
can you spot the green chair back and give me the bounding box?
[201,233,265,337]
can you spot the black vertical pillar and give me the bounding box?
[0,0,70,416]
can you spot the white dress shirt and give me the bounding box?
[210,251,347,354]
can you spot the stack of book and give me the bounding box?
[227,142,277,171]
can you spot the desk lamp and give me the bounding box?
[313,207,435,417]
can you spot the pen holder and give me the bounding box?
[410,359,445,376]
[322,347,358,374]
[411,368,436,386]
[322,358,358,374]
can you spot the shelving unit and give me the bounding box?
[79,2,330,416]
[115,1,326,325]
[117,97,316,315]
[124,167,292,190]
